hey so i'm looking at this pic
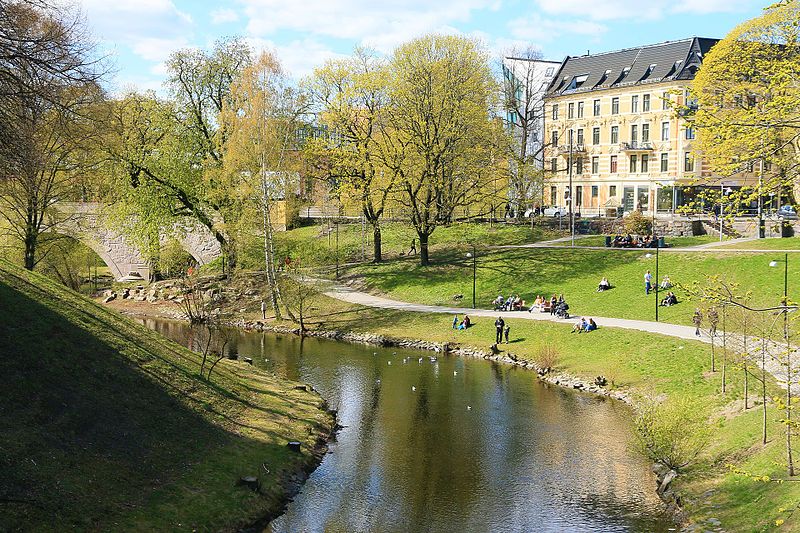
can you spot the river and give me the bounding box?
[139,318,674,533]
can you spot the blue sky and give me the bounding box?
[77,0,770,92]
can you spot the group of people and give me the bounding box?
[493,294,525,311]
[452,314,472,330]
[644,271,674,295]
[494,316,511,343]
[660,291,679,307]
[571,317,598,333]
[610,233,660,248]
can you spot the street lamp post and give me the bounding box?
[466,246,476,309]
[719,184,733,242]
[646,245,660,322]
[770,252,793,476]
[568,129,574,248]
[335,219,339,280]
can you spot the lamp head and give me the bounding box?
[770,260,779,267]
[645,253,653,259]
[466,252,473,259]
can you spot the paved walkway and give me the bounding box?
[322,282,795,388]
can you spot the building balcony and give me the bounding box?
[557,143,586,152]
[619,141,654,151]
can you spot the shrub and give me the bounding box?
[633,396,710,473]
[536,344,560,373]
[623,210,652,235]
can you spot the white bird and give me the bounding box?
[429,357,437,362]
[412,386,416,391]
[388,361,392,365]
[392,352,397,355]
[467,406,472,411]
[453,371,458,376]
[433,346,441,353]
[418,357,423,363]
[376,379,381,384]
[373,352,378,356]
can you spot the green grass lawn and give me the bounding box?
[270,221,559,267]
[245,290,800,532]
[338,247,798,332]
[0,260,333,531]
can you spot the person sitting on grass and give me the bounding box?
[585,318,598,332]
[660,275,672,289]
[597,277,611,292]
[572,317,587,333]
[660,291,678,307]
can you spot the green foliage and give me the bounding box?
[634,396,711,472]
[158,238,193,279]
[622,210,652,235]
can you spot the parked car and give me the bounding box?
[543,206,568,217]
[777,205,798,220]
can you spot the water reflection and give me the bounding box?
[139,318,673,533]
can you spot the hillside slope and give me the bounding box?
[0,260,333,531]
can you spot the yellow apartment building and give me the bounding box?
[542,37,750,217]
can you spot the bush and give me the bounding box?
[633,396,710,472]
[623,210,652,235]
[536,344,560,373]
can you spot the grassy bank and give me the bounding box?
[0,261,333,531]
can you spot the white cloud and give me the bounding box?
[533,0,757,21]
[509,13,607,43]
[245,37,349,80]
[236,0,497,53]
[211,8,239,24]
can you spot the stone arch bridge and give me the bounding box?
[56,202,221,280]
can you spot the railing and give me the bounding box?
[619,141,654,151]
[557,144,586,152]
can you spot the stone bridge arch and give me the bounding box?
[56,202,222,281]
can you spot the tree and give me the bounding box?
[218,51,305,319]
[690,2,800,232]
[500,47,549,220]
[0,1,104,270]
[307,48,395,262]
[385,34,505,266]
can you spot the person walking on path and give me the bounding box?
[692,308,703,336]
[261,300,267,320]
[708,307,719,337]
[495,316,505,344]
[644,270,652,295]
[409,238,417,255]
[504,324,510,343]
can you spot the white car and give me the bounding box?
[543,206,568,217]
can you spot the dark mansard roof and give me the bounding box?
[545,37,719,97]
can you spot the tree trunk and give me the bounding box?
[721,308,727,394]
[372,222,382,263]
[23,233,36,271]
[419,232,430,266]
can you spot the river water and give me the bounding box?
[140,318,674,533]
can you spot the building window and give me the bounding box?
[574,156,583,174]
[551,186,557,205]
[591,156,599,174]
[630,154,638,173]
[631,125,638,144]
[551,157,558,172]
[641,154,649,173]
[593,99,600,116]
[684,152,694,172]
[612,97,619,114]
[643,94,650,112]
[660,153,668,172]
[545,67,554,76]
[631,95,639,113]
[642,123,650,142]
[661,121,670,141]
[592,185,599,199]
[609,185,617,198]
[577,101,584,118]
[611,125,619,144]
[592,127,600,145]
[610,155,618,173]
[551,130,558,147]
[765,160,772,171]
[552,104,558,120]
[576,185,583,206]
[685,126,695,140]
[576,128,584,146]
[662,91,670,110]
[568,102,574,119]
